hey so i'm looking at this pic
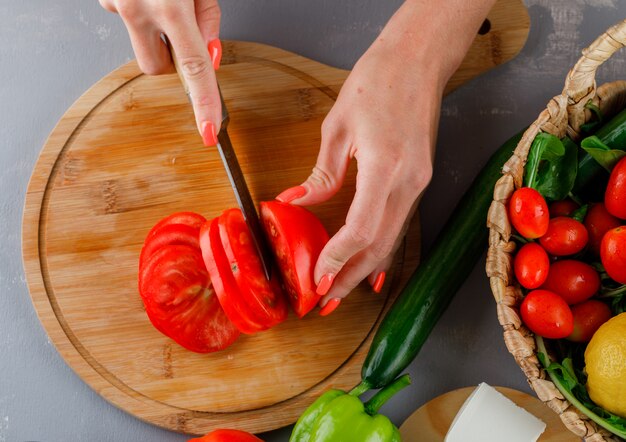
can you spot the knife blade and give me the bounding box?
[167,41,273,280]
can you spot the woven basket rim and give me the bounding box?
[486,19,626,442]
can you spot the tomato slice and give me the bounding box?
[260,201,330,318]
[146,211,206,237]
[199,218,267,334]
[139,244,239,353]
[139,223,200,271]
[218,209,288,328]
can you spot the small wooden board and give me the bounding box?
[22,1,529,435]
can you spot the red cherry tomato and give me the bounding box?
[549,199,579,217]
[605,156,626,219]
[520,289,573,339]
[566,300,613,343]
[538,217,588,256]
[540,259,600,305]
[584,202,621,256]
[260,201,330,317]
[139,223,200,271]
[139,245,240,353]
[601,226,626,284]
[508,187,550,239]
[513,243,550,289]
[188,429,263,442]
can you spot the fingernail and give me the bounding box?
[208,39,222,71]
[201,121,217,146]
[316,273,335,296]
[319,298,341,316]
[276,185,307,203]
[372,272,386,294]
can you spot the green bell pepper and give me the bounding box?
[290,374,410,442]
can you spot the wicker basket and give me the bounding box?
[486,19,626,442]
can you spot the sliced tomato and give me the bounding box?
[199,218,267,334]
[139,223,200,270]
[260,201,330,317]
[139,244,239,353]
[146,211,206,237]
[218,209,288,328]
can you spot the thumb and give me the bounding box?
[277,124,350,206]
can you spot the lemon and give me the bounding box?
[585,312,626,418]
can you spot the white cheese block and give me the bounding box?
[444,383,546,442]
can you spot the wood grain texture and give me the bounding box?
[399,387,579,442]
[22,3,529,435]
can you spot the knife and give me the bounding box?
[167,42,273,280]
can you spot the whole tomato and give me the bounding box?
[541,259,600,305]
[550,199,579,218]
[509,187,550,239]
[520,289,573,339]
[567,300,613,343]
[601,226,626,284]
[514,243,550,289]
[189,429,263,442]
[539,217,588,256]
[584,202,621,256]
[605,156,626,219]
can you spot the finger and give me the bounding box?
[99,0,116,13]
[195,0,222,70]
[126,25,174,75]
[161,4,221,145]
[279,116,350,205]
[313,154,395,286]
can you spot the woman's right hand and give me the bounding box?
[100,0,223,146]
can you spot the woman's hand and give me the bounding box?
[100,0,223,146]
[277,0,496,314]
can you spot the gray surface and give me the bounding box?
[2,1,625,441]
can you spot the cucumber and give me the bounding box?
[360,131,523,390]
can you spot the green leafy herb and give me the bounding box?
[536,336,626,438]
[580,135,626,172]
[570,204,588,223]
[524,133,578,201]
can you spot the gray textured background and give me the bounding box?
[2,1,626,441]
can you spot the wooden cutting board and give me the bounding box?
[399,387,578,441]
[22,1,529,435]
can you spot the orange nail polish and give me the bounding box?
[201,121,217,146]
[316,273,334,296]
[320,298,341,316]
[372,272,386,293]
[276,185,307,203]
[208,39,222,70]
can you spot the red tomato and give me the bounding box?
[508,187,550,239]
[584,202,621,256]
[260,201,330,317]
[200,209,288,333]
[520,290,573,339]
[513,243,550,289]
[538,217,588,256]
[605,156,626,219]
[139,223,200,270]
[145,211,206,235]
[567,300,613,343]
[139,245,239,353]
[188,429,263,442]
[540,259,600,304]
[601,226,626,284]
[549,199,579,217]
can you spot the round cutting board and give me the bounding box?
[22,41,422,435]
[399,387,579,441]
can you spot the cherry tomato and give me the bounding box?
[520,289,573,339]
[601,226,626,284]
[584,202,621,256]
[260,201,330,317]
[139,223,200,271]
[139,245,240,353]
[508,187,550,239]
[513,243,550,289]
[540,259,600,304]
[605,156,626,219]
[566,300,613,343]
[549,199,579,217]
[538,216,588,256]
[188,429,263,442]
